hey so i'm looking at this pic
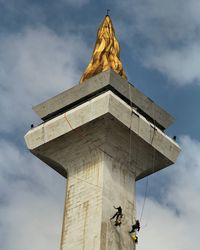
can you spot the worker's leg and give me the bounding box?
[110,212,118,220]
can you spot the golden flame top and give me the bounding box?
[80,15,127,83]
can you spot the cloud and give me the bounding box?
[0,139,66,250]
[137,135,200,250]
[0,26,89,133]
[144,43,200,85]
[114,0,200,86]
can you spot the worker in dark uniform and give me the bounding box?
[129,220,140,233]
[110,206,123,226]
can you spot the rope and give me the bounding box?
[128,82,143,225]
[139,100,157,223]
[64,113,73,130]
[139,176,148,222]
[128,82,135,177]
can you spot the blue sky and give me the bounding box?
[0,0,200,249]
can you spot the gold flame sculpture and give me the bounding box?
[80,15,127,83]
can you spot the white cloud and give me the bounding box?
[144,43,200,85]
[0,139,66,250]
[137,135,200,250]
[115,0,200,86]
[0,26,89,132]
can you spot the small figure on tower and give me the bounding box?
[129,220,140,233]
[129,220,140,244]
[110,206,123,226]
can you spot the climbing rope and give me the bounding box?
[139,176,149,222]
[139,100,157,223]
[128,85,140,189]
[127,83,157,225]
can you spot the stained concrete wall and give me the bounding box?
[101,154,135,250]
[59,146,135,250]
[60,149,103,250]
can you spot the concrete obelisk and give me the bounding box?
[24,15,180,250]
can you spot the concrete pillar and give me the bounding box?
[60,148,135,250]
[35,114,138,250]
[24,70,180,250]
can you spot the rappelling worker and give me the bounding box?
[129,220,140,233]
[129,220,140,243]
[110,206,123,226]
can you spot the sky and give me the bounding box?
[0,0,200,249]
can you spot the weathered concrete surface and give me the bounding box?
[25,90,180,250]
[33,69,174,130]
[25,117,138,250]
[59,147,135,250]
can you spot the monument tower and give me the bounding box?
[25,15,180,250]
